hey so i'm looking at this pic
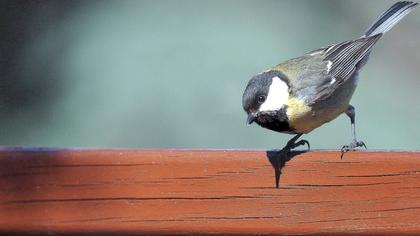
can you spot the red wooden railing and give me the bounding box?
[1,148,420,235]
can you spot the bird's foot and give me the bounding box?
[341,140,367,158]
[283,139,311,153]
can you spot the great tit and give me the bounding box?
[242,1,417,156]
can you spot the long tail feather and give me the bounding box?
[364,1,418,37]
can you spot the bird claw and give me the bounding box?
[283,139,311,152]
[341,140,367,158]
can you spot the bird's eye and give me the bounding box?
[257,95,266,104]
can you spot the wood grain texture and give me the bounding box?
[1,148,420,235]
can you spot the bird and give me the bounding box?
[242,1,417,156]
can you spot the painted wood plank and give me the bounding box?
[1,149,420,235]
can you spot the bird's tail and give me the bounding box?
[363,1,418,37]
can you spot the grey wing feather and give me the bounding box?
[325,1,418,79]
[292,1,417,105]
[323,34,381,80]
[293,35,381,104]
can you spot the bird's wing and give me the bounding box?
[290,35,382,104]
[282,1,417,105]
[323,34,382,79]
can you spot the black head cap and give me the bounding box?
[242,71,289,115]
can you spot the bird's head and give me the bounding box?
[242,71,290,125]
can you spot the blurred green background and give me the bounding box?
[0,0,419,150]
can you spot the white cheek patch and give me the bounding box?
[259,77,289,112]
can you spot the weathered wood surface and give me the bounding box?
[1,148,420,235]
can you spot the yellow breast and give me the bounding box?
[286,97,315,134]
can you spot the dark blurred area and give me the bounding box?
[0,0,81,110]
[0,0,84,142]
[0,0,419,149]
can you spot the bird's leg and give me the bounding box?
[282,134,310,152]
[341,105,367,158]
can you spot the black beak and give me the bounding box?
[246,113,257,126]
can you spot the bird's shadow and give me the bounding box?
[266,149,307,188]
